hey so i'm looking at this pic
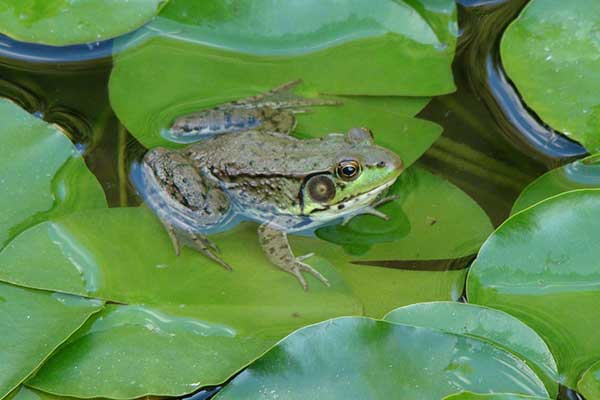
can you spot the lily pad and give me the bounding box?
[383,302,558,398]
[467,189,600,388]
[109,0,457,149]
[501,0,600,151]
[0,0,169,46]
[0,282,103,399]
[443,393,550,400]
[512,154,600,214]
[0,207,361,398]
[0,99,107,249]
[215,317,549,399]
[577,359,600,400]
[0,166,491,397]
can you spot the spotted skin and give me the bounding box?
[170,79,339,141]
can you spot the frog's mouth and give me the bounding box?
[308,179,396,220]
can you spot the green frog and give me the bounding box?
[134,80,404,290]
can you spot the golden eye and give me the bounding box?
[337,160,360,181]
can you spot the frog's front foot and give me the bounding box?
[258,223,330,291]
[185,229,232,271]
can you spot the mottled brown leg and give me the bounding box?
[258,223,330,290]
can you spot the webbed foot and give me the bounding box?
[258,223,330,291]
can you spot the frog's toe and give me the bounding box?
[283,257,329,291]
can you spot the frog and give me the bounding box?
[133,80,404,290]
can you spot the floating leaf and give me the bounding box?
[109,0,457,149]
[0,0,169,46]
[384,302,558,398]
[501,0,600,151]
[0,282,103,399]
[0,207,360,398]
[468,189,600,388]
[577,359,600,400]
[512,154,600,214]
[443,393,550,400]
[0,166,491,397]
[215,317,549,399]
[0,99,106,249]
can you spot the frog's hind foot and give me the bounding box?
[188,231,232,271]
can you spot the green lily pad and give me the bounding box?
[0,282,103,399]
[383,301,558,398]
[467,189,600,388]
[443,393,550,400]
[215,317,549,399]
[109,0,457,149]
[512,154,600,214]
[0,0,169,46]
[501,0,600,151]
[0,99,106,249]
[577,359,600,400]
[0,207,361,398]
[0,166,491,397]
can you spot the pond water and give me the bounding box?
[0,0,595,399]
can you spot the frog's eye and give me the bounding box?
[307,175,336,202]
[337,159,361,181]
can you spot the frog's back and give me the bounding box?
[184,131,339,178]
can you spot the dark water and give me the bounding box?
[0,1,586,399]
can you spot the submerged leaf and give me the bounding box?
[443,393,550,400]
[0,282,103,399]
[215,317,549,399]
[0,0,169,46]
[501,0,600,151]
[0,99,106,249]
[468,189,600,388]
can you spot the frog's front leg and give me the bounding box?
[258,223,330,290]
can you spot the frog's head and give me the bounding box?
[300,127,403,219]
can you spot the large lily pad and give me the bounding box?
[1,207,361,398]
[0,282,103,399]
[215,317,549,399]
[0,0,169,46]
[0,99,106,249]
[577,359,600,400]
[0,166,491,397]
[501,0,600,151]
[109,0,457,149]
[512,154,600,214]
[383,302,558,398]
[467,189,600,388]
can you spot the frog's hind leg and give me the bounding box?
[258,223,330,290]
[231,79,340,111]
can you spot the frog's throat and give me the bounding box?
[307,179,396,221]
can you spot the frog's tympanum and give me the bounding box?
[135,80,404,290]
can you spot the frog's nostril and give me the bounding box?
[377,161,386,168]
